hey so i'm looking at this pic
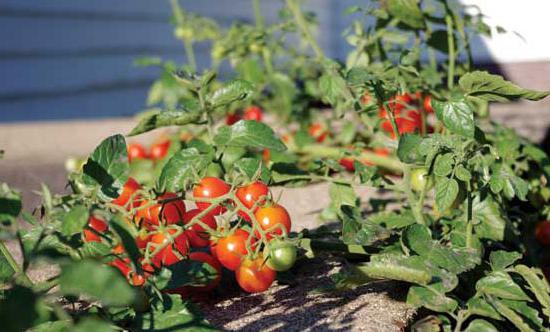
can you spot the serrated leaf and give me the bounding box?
[162,259,220,290]
[157,148,211,192]
[356,255,432,285]
[404,224,480,274]
[489,251,522,271]
[208,79,254,108]
[432,97,475,138]
[368,210,416,229]
[385,0,425,29]
[214,120,286,151]
[59,260,137,306]
[467,298,502,321]
[407,285,458,313]
[476,271,530,301]
[487,297,533,332]
[0,254,15,282]
[472,195,507,241]
[499,299,544,330]
[433,153,454,177]
[81,135,129,201]
[435,178,459,212]
[234,158,270,184]
[319,71,348,107]
[455,164,471,182]
[330,183,357,209]
[109,217,141,269]
[459,71,550,102]
[340,206,391,246]
[128,109,201,136]
[60,205,89,237]
[397,134,423,164]
[464,319,498,332]
[513,265,550,317]
[489,164,528,201]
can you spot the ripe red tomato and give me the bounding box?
[339,157,355,172]
[423,95,434,113]
[83,216,108,243]
[380,110,421,139]
[149,229,190,267]
[236,181,269,221]
[137,193,186,228]
[216,229,254,271]
[193,177,230,216]
[112,243,125,255]
[127,143,148,162]
[535,221,550,246]
[308,123,328,143]
[128,262,155,287]
[112,177,141,209]
[109,258,131,278]
[243,106,263,121]
[254,204,291,239]
[236,256,276,293]
[388,93,412,112]
[226,113,241,125]
[135,230,151,250]
[149,140,171,160]
[183,209,217,247]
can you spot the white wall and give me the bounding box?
[462,0,550,63]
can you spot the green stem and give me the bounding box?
[445,14,456,90]
[183,39,197,73]
[465,182,473,248]
[285,0,325,60]
[0,241,33,287]
[296,144,403,174]
[252,0,264,28]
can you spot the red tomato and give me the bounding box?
[236,256,276,293]
[83,216,108,243]
[236,181,269,221]
[308,123,328,143]
[262,149,271,164]
[339,157,356,172]
[112,243,125,255]
[183,209,217,247]
[127,143,147,162]
[254,204,291,239]
[412,91,422,100]
[149,229,190,267]
[128,262,155,287]
[108,258,131,278]
[243,106,263,122]
[137,193,186,228]
[423,95,434,113]
[149,140,171,160]
[387,93,412,111]
[226,113,241,125]
[112,177,141,209]
[193,177,230,216]
[380,110,421,139]
[135,230,151,250]
[216,229,254,271]
[535,221,550,246]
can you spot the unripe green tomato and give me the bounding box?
[174,27,193,40]
[206,163,224,178]
[410,168,433,192]
[264,240,297,272]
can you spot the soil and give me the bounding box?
[1,99,549,331]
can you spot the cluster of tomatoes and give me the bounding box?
[82,174,297,295]
[376,92,434,139]
[127,139,172,162]
[226,105,263,125]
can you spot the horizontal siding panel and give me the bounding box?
[0,88,149,122]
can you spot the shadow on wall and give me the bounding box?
[0,0,517,122]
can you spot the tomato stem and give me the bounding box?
[0,241,33,287]
[285,0,325,60]
[445,12,456,90]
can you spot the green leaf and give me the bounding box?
[319,71,348,106]
[207,79,254,108]
[340,206,391,246]
[0,253,16,282]
[487,297,533,332]
[404,224,480,274]
[489,164,528,201]
[329,183,357,209]
[407,285,458,313]
[489,251,522,271]
[435,178,459,212]
[0,286,46,332]
[60,205,89,237]
[385,0,425,29]
[459,71,550,102]
[426,30,455,54]
[157,148,211,192]
[81,135,129,201]
[72,318,116,332]
[433,153,454,177]
[234,158,270,184]
[0,183,22,227]
[464,319,499,332]
[472,195,507,241]
[498,299,544,330]
[136,294,215,331]
[476,271,530,301]
[513,265,550,317]
[397,134,423,164]
[356,255,432,285]
[59,260,137,306]
[432,97,475,138]
[466,298,502,321]
[109,217,141,270]
[214,120,286,151]
[31,320,72,332]
[368,210,416,229]
[128,109,201,136]
[455,164,471,182]
[162,259,221,290]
